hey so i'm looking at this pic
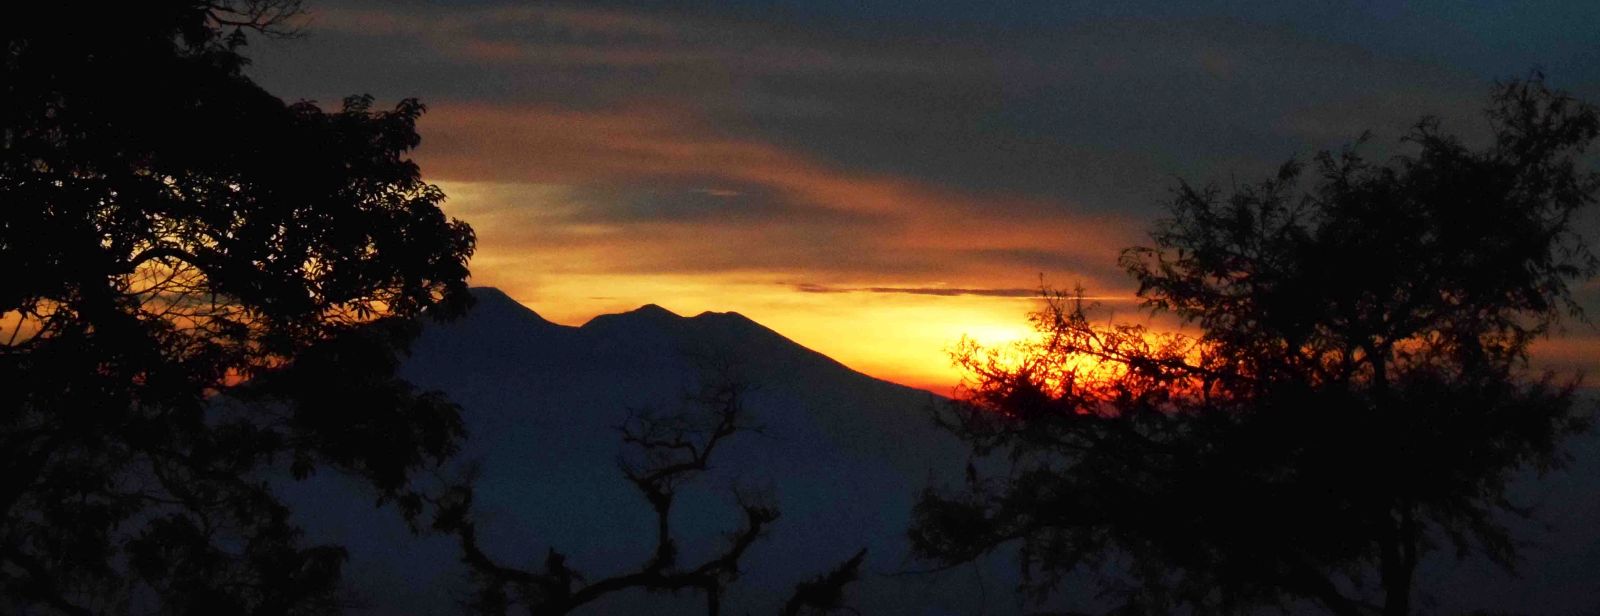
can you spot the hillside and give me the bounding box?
[279,288,1600,615]
[282,288,1006,614]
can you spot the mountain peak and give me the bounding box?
[630,303,681,319]
[466,287,552,325]
[468,286,515,303]
[581,302,684,331]
[690,309,760,328]
[692,309,743,319]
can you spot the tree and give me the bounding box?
[430,373,867,616]
[909,76,1599,616]
[2,2,474,613]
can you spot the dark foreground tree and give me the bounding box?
[2,2,474,613]
[910,76,1598,615]
[431,374,866,616]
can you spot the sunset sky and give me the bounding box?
[248,1,1600,392]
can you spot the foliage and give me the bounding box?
[910,76,1599,616]
[1,2,474,613]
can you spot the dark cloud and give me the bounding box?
[248,1,1586,219]
[226,0,1600,384]
[244,0,1600,298]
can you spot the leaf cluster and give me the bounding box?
[912,75,1599,616]
[2,3,474,613]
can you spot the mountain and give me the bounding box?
[281,288,1007,614]
[281,287,1600,615]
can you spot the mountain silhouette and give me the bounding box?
[278,288,1600,614]
[279,287,1005,614]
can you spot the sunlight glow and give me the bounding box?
[432,179,1100,394]
[484,271,1047,395]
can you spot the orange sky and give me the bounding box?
[424,135,1141,394]
[395,98,1149,393]
[246,3,1600,392]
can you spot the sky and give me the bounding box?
[247,1,1600,392]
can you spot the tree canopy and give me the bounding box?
[2,2,474,612]
[910,76,1599,616]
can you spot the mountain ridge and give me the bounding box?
[360,286,987,614]
[458,286,928,398]
[277,286,1600,615]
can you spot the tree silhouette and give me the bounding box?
[430,375,866,616]
[2,2,474,613]
[910,76,1599,616]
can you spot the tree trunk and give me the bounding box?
[1380,507,1417,616]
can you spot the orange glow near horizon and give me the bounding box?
[429,173,1600,395]
[474,271,1046,395]
[426,169,1138,394]
[394,87,1161,394]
